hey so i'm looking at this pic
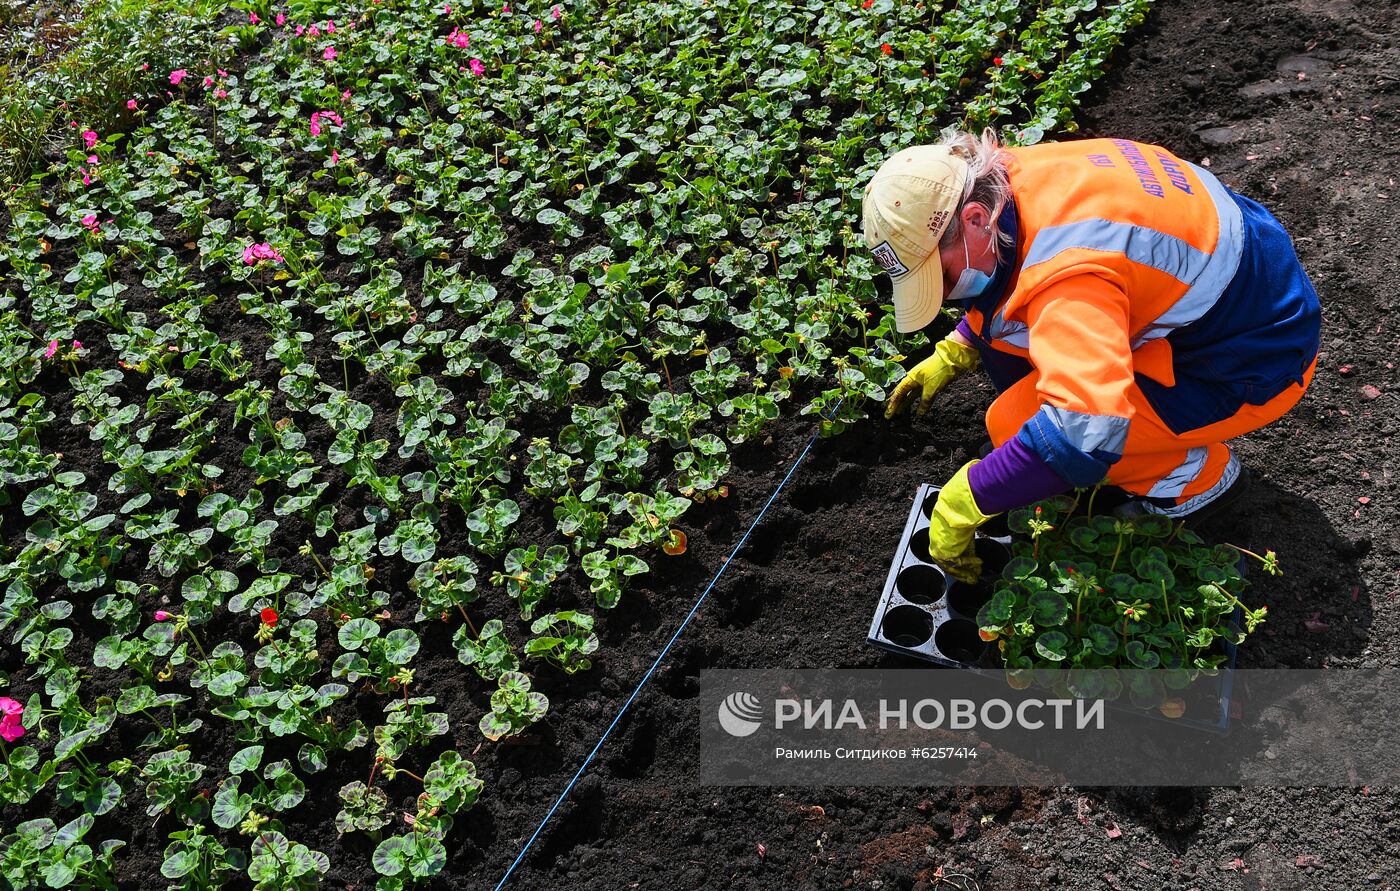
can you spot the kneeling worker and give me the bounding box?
[864,130,1321,582]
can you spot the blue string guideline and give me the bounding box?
[493,407,838,889]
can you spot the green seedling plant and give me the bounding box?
[581,549,649,610]
[417,751,483,821]
[212,749,308,831]
[0,815,123,891]
[455,619,520,682]
[160,824,244,886]
[140,749,207,822]
[409,555,481,623]
[491,545,569,621]
[334,619,421,692]
[370,829,446,888]
[366,750,481,886]
[464,498,520,557]
[373,697,450,766]
[335,779,392,837]
[977,489,1273,687]
[244,829,329,891]
[479,672,549,742]
[526,611,599,674]
[19,470,123,594]
[553,488,611,554]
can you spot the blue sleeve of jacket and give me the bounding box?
[1017,407,1121,488]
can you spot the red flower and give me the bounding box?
[993,56,1004,66]
[861,0,873,7]
[881,43,892,55]
[261,607,279,626]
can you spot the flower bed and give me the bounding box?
[0,0,1154,884]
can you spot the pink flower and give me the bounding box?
[323,45,337,60]
[0,697,23,742]
[218,69,228,78]
[170,69,187,85]
[249,11,259,23]
[127,99,137,110]
[243,242,285,265]
[87,155,98,164]
[446,27,469,47]
[327,19,335,33]
[533,18,541,32]
[331,149,339,164]
[140,62,149,71]
[72,340,82,350]
[203,75,214,88]
[295,24,304,35]
[79,167,91,186]
[81,213,97,229]
[44,340,58,359]
[276,12,285,25]
[309,109,342,137]
[154,610,172,621]
[469,58,485,76]
[308,24,320,37]
[444,3,451,11]
[216,89,227,99]
[502,3,510,11]
[341,89,351,100]
[82,130,97,149]
[552,4,561,18]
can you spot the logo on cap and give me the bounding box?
[870,241,909,278]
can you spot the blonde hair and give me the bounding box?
[937,128,1015,262]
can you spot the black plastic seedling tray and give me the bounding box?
[868,483,1240,734]
[867,483,1011,669]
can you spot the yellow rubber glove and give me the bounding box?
[926,460,997,584]
[884,334,980,419]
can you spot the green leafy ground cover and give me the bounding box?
[0,0,1150,885]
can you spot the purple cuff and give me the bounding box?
[955,316,976,342]
[967,436,1073,515]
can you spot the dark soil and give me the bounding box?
[438,0,1400,888]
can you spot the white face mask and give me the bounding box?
[946,225,994,304]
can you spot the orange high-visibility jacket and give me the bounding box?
[956,137,1320,488]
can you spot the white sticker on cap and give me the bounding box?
[870,241,909,278]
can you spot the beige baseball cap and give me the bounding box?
[862,146,969,333]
